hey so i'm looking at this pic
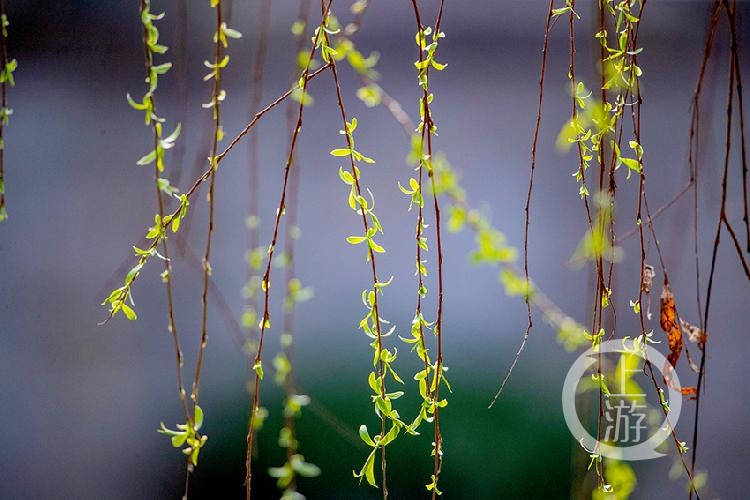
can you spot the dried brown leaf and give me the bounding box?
[659,280,683,368]
[679,318,707,346]
[641,264,655,293]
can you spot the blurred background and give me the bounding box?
[1,1,748,498]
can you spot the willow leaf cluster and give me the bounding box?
[90,1,750,499]
[0,3,15,222]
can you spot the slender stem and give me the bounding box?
[170,0,189,188]
[627,0,698,490]
[329,57,390,499]
[246,0,272,340]
[409,2,446,495]
[689,0,722,345]
[729,16,749,253]
[692,3,738,491]
[244,4,333,497]
[138,1,192,494]
[279,2,311,494]
[494,0,555,406]
[191,0,224,412]
[0,0,9,220]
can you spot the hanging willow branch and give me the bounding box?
[0,0,15,222]
[244,2,333,497]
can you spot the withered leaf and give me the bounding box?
[659,281,698,399]
[641,264,655,293]
[679,386,698,398]
[642,264,655,320]
[659,280,683,369]
[685,349,701,374]
[679,318,707,346]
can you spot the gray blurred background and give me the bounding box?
[1,1,748,498]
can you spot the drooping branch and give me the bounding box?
[244,3,333,496]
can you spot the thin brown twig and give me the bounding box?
[245,3,333,496]
[138,1,192,495]
[722,215,750,277]
[692,1,737,491]
[628,1,699,491]
[690,0,723,334]
[277,1,311,494]
[408,41,434,422]
[409,2,447,495]
[620,181,692,241]
[732,27,750,254]
[724,0,749,261]
[174,116,214,254]
[636,154,700,500]
[182,243,246,348]
[190,0,225,441]
[0,0,9,221]
[493,0,555,408]
[245,0,272,339]
[567,1,605,488]
[169,0,189,188]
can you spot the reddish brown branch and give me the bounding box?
[0,0,9,220]
[245,0,272,328]
[191,0,224,413]
[691,2,737,491]
[409,1,447,496]
[492,0,555,408]
[244,3,332,497]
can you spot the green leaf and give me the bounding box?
[163,123,181,144]
[368,238,385,253]
[171,432,187,448]
[379,423,400,447]
[152,62,172,75]
[359,153,376,164]
[358,424,376,447]
[620,157,640,172]
[353,449,377,487]
[133,246,153,256]
[290,455,321,477]
[136,150,157,166]
[223,26,242,39]
[194,405,204,430]
[356,85,382,107]
[398,181,414,195]
[125,263,143,284]
[121,303,137,320]
[431,60,447,71]
[291,20,306,36]
[338,167,354,185]
[367,371,381,394]
[126,93,147,111]
[291,88,314,106]
[330,148,351,157]
[347,235,367,245]
[253,361,264,380]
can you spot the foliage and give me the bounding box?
[84,0,750,499]
[0,6,15,222]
